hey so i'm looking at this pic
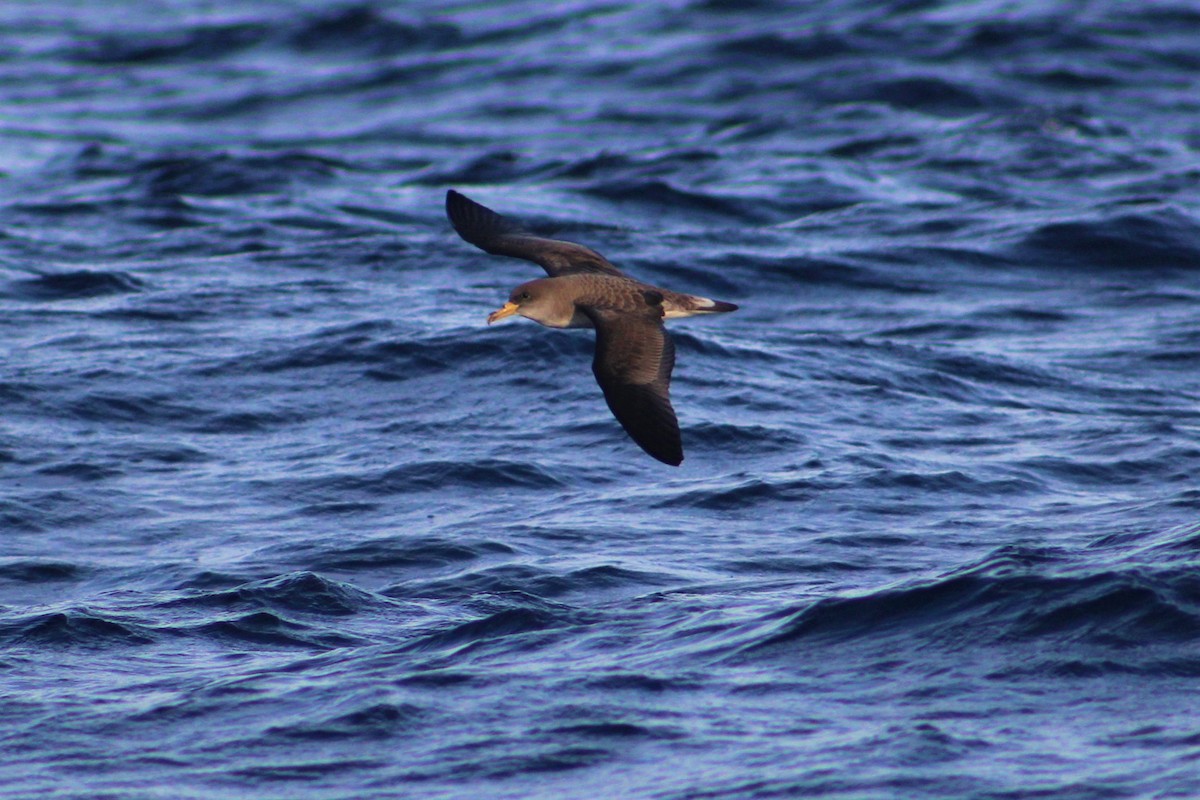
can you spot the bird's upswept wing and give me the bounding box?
[446,190,626,278]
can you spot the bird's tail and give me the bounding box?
[664,294,739,318]
[695,297,739,313]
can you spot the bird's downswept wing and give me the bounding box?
[582,293,682,466]
[446,189,626,278]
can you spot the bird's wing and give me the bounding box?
[446,190,626,278]
[582,293,682,465]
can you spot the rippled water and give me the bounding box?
[3,2,1200,798]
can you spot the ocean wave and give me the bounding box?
[5,270,144,301]
[860,468,1038,495]
[683,421,806,453]
[402,606,566,654]
[1,608,156,649]
[396,563,675,601]
[228,571,380,616]
[272,536,516,573]
[132,152,343,199]
[36,460,123,482]
[582,180,785,225]
[0,559,84,583]
[254,460,567,501]
[64,392,200,425]
[1016,453,1192,490]
[415,150,549,186]
[66,5,461,65]
[68,21,270,64]
[551,148,719,181]
[710,252,935,293]
[286,5,461,56]
[384,592,594,663]
[732,545,1200,659]
[856,76,992,116]
[1013,209,1200,272]
[710,31,858,62]
[655,474,827,511]
[187,610,364,649]
[195,324,533,379]
[267,700,423,741]
[922,351,1065,391]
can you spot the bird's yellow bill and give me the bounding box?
[487,301,519,325]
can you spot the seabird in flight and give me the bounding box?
[446,189,738,466]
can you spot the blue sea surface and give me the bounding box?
[3,1,1200,798]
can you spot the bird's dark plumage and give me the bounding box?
[584,301,681,466]
[446,189,625,278]
[446,189,738,465]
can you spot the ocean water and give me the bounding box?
[2,1,1200,798]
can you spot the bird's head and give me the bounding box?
[487,279,570,327]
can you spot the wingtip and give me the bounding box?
[634,418,684,466]
[639,443,683,466]
[445,188,482,221]
[445,188,518,248]
[445,188,468,219]
[446,188,481,242]
[651,442,684,466]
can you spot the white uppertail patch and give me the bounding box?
[664,294,739,318]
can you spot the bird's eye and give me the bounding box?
[519,291,531,301]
